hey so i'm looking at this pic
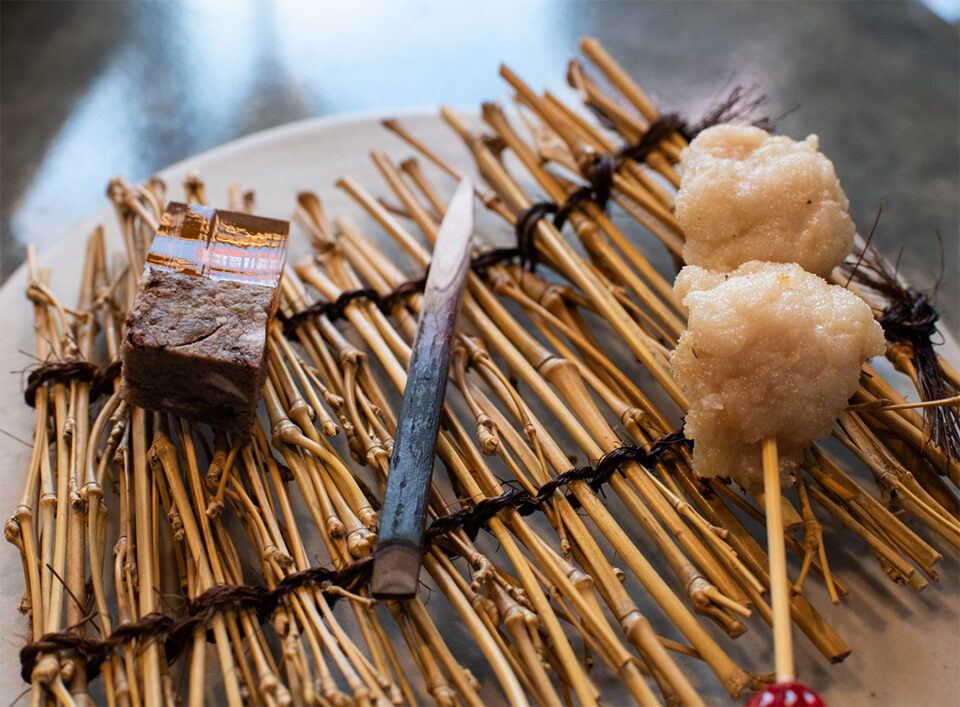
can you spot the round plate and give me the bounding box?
[1,113,957,706]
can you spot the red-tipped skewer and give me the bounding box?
[746,438,825,707]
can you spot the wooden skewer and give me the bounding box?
[761,437,794,684]
[749,439,822,707]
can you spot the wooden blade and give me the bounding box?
[371,179,474,599]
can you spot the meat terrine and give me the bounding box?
[121,201,289,434]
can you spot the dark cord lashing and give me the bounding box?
[19,431,687,683]
[23,359,122,408]
[506,85,779,273]
[842,238,960,459]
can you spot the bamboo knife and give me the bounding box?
[371,178,475,599]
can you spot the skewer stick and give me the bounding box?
[761,437,794,684]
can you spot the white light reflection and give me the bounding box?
[162,0,260,132]
[270,0,576,112]
[11,0,577,252]
[12,0,263,251]
[11,53,141,250]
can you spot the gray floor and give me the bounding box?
[1,0,958,333]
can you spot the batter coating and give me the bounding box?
[676,125,855,278]
[671,261,885,489]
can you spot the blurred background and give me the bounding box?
[1,0,958,329]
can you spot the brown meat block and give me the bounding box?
[121,202,289,434]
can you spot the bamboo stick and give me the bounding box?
[761,439,794,683]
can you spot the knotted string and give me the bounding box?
[24,359,121,407]
[842,237,960,458]
[279,247,522,335]
[511,84,776,268]
[20,431,687,682]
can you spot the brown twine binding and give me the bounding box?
[513,201,558,271]
[92,359,123,401]
[426,430,688,541]
[280,287,383,334]
[841,239,960,458]
[508,87,776,268]
[684,84,775,137]
[19,431,686,683]
[280,244,528,335]
[378,276,429,311]
[502,115,679,264]
[19,556,375,684]
[23,359,121,408]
